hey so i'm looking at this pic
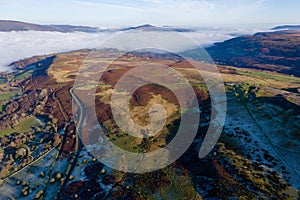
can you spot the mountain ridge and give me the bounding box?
[272,25,300,30]
[183,30,300,77]
[0,20,195,33]
[0,20,99,33]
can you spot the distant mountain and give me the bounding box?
[0,20,99,32]
[272,25,300,31]
[118,24,195,32]
[183,30,300,77]
[120,24,157,31]
[44,25,99,33]
[0,20,195,33]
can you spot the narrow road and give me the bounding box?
[56,86,84,199]
[1,146,57,183]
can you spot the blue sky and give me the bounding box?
[0,0,299,27]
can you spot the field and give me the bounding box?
[0,90,21,103]
[13,70,33,81]
[237,69,300,84]
[0,78,7,84]
[0,116,43,137]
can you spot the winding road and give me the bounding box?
[56,86,84,199]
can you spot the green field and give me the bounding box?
[0,90,21,102]
[14,69,33,81]
[0,78,7,84]
[0,116,43,137]
[0,104,4,112]
[237,69,300,83]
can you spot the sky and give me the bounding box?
[0,0,300,27]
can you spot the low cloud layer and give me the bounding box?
[0,26,269,72]
[0,31,112,72]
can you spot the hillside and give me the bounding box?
[184,30,300,77]
[0,49,299,199]
[0,20,99,33]
[0,20,195,33]
[272,25,300,30]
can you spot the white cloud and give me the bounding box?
[0,31,113,72]
[0,25,270,72]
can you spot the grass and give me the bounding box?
[130,167,201,200]
[0,116,43,137]
[255,89,276,98]
[0,104,4,112]
[286,96,298,105]
[109,132,143,153]
[217,66,300,90]
[47,52,89,82]
[0,90,21,102]
[14,70,33,81]
[218,143,299,199]
[237,69,300,83]
[0,78,7,84]
[156,167,202,200]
